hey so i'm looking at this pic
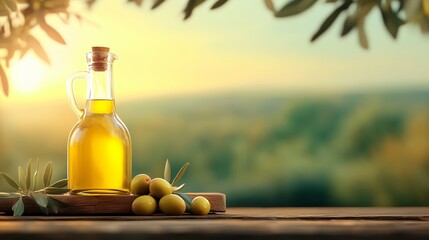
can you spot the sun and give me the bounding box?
[10,55,45,94]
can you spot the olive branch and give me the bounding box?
[163,159,193,209]
[0,159,69,216]
[163,159,189,193]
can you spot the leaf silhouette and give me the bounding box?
[171,162,189,186]
[379,2,404,38]
[12,196,24,216]
[152,0,165,9]
[25,35,51,65]
[356,1,375,49]
[211,0,228,10]
[32,171,39,191]
[276,0,317,18]
[341,13,357,37]
[164,159,171,183]
[175,192,192,211]
[311,0,352,42]
[184,0,206,20]
[86,0,97,9]
[0,172,19,190]
[18,166,26,192]
[26,159,32,191]
[358,21,368,49]
[264,0,275,13]
[47,196,65,214]
[43,161,53,187]
[0,64,8,96]
[49,179,68,188]
[0,1,8,16]
[39,16,66,45]
[30,192,48,208]
[4,0,17,12]
[128,0,143,7]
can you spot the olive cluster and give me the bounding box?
[130,174,210,216]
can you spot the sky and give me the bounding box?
[1,0,429,105]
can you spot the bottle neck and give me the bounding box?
[87,64,114,100]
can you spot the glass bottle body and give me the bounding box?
[68,100,131,195]
[67,48,131,195]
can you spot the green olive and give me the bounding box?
[190,196,211,215]
[149,178,172,199]
[159,194,186,215]
[130,174,151,196]
[132,195,157,215]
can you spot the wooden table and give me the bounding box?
[1,207,429,240]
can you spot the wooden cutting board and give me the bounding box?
[0,192,226,215]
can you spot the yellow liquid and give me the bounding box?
[68,99,131,195]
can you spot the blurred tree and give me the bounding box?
[1,0,428,96]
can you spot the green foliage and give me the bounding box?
[0,159,68,216]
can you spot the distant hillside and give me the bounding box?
[1,89,429,206]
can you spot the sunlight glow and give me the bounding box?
[10,55,45,94]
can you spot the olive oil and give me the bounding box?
[67,47,131,195]
[68,99,131,195]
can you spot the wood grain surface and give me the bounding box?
[0,208,429,240]
[0,192,226,215]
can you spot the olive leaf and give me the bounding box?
[1,159,68,216]
[30,192,48,208]
[38,16,66,45]
[0,192,16,198]
[358,21,368,49]
[26,159,32,191]
[0,192,11,197]
[311,0,352,42]
[18,166,26,192]
[264,0,275,13]
[356,1,376,49]
[43,161,53,187]
[0,192,20,198]
[49,179,68,188]
[86,0,97,9]
[0,172,19,190]
[32,159,40,191]
[0,64,8,97]
[47,196,66,214]
[171,162,190,187]
[341,13,357,37]
[175,192,192,212]
[172,183,185,192]
[184,0,206,20]
[379,1,404,38]
[275,0,317,18]
[128,0,143,7]
[12,196,24,217]
[164,159,171,183]
[32,171,39,191]
[211,0,228,10]
[4,0,17,12]
[25,34,52,65]
[0,1,8,16]
[152,0,165,9]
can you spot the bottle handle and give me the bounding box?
[66,71,88,118]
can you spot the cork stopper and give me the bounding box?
[91,46,110,71]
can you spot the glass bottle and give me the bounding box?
[67,47,131,195]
